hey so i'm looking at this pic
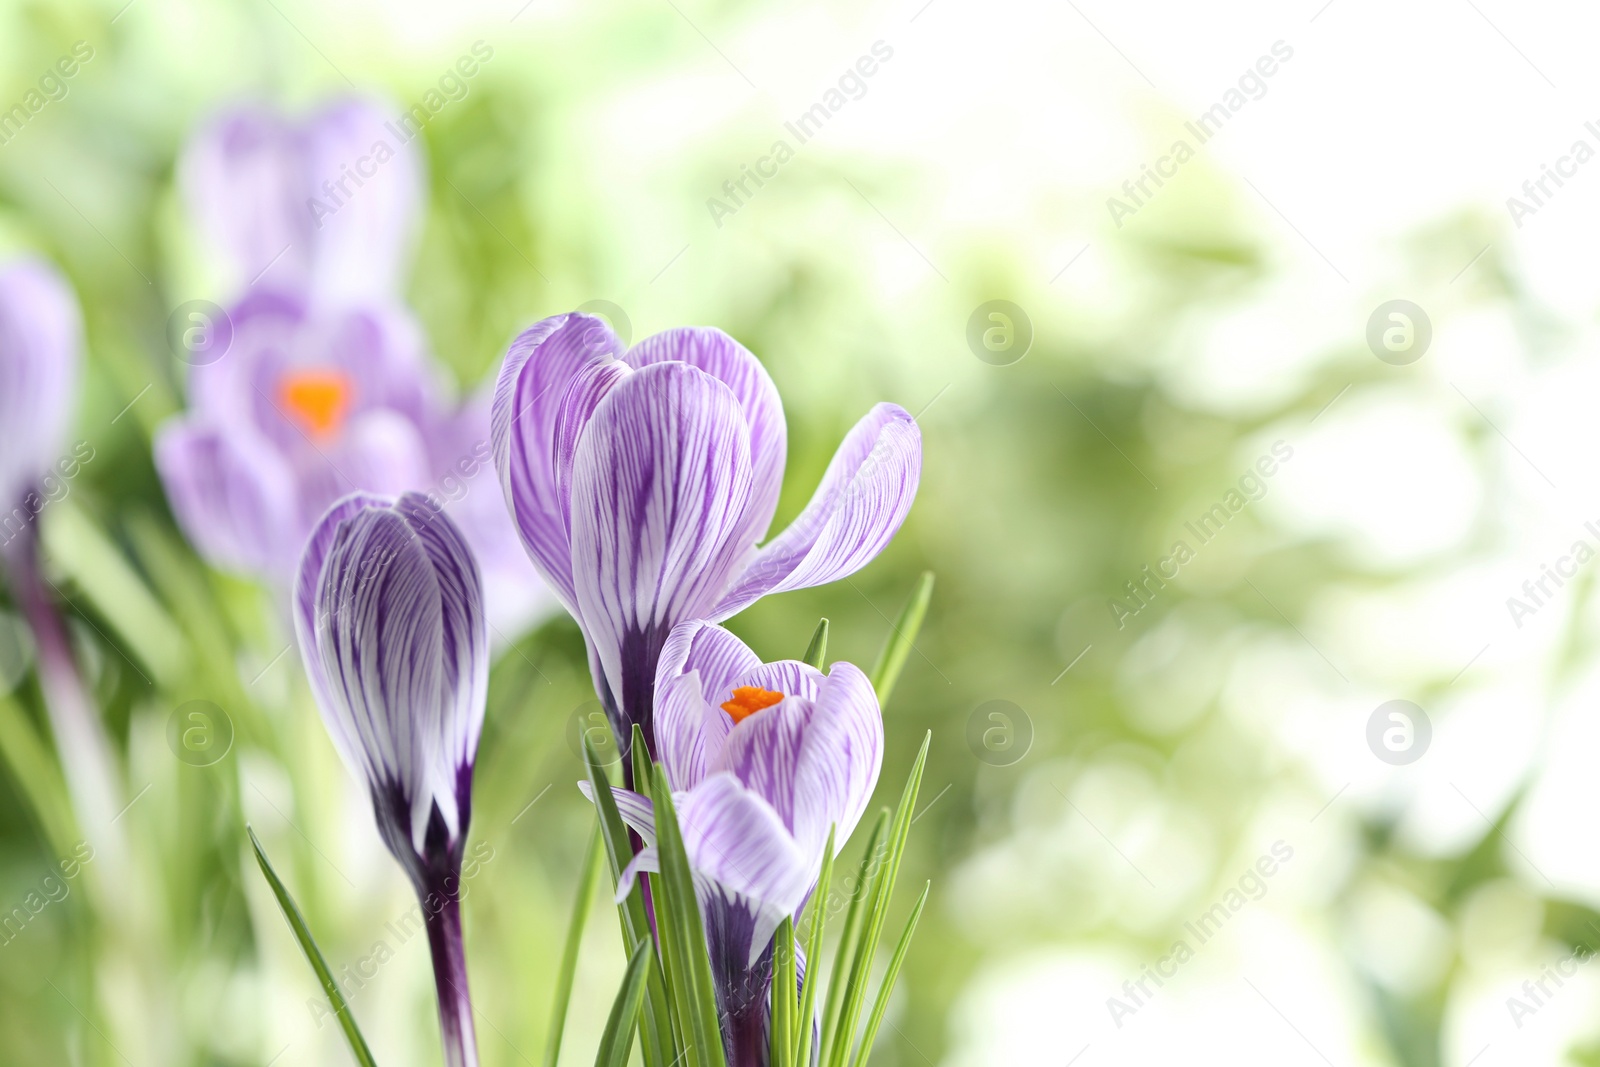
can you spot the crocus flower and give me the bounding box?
[0,258,128,889]
[180,97,423,303]
[294,490,487,1067]
[595,620,883,1066]
[155,290,548,635]
[493,313,920,765]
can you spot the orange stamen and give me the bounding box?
[278,368,353,440]
[721,686,785,724]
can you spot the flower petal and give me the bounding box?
[0,258,81,511]
[677,773,814,921]
[156,419,303,577]
[491,312,627,610]
[790,661,882,857]
[576,781,657,847]
[655,621,761,789]
[568,362,754,738]
[715,403,920,617]
[626,327,786,550]
[298,491,486,857]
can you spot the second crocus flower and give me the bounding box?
[596,619,883,1066]
[294,490,488,1067]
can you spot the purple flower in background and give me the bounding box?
[493,312,920,764]
[294,491,487,1067]
[0,258,80,521]
[595,620,883,1065]
[155,291,547,635]
[180,97,423,303]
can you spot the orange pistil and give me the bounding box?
[278,368,353,440]
[721,686,785,724]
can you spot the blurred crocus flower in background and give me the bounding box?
[180,97,422,304]
[492,312,920,767]
[157,98,549,636]
[294,490,488,1067]
[0,257,127,879]
[597,620,883,1065]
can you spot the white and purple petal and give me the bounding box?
[715,403,920,617]
[491,312,626,610]
[155,420,303,576]
[568,362,754,741]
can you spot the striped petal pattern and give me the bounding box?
[293,491,488,879]
[492,312,919,757]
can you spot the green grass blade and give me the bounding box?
[595,940,652,1067]
[848,882,929,1067]
[794,825,836,1067]
[868,572,934,707]
[545,826,605,1067]
[771,916,796,1067]
[247,825,378,1067]
[585,734,677,1067]
[827,733,930,1067]
[651,762,730,1067]
[818,812,888,1060]
[0,692,76,856]
[802,618,829,669]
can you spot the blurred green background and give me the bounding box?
[2,0,1596,1064]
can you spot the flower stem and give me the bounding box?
[423,889,480,1067]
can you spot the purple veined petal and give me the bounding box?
[294,490,395,720]
[0,258,81,511]
[576,781,657,846]
[180,105,316,295]
[626,327,786,552]
[714,403,921,618]
[299,491,487,857]
[615,845,659,902]
[491,313,627,611]
[155,419,304,577]
[301,97,425,304]
[568,363,755,741]
[788,661,882,858]
[677,773,815,964]
[655,621,761,789]
[706,657,829,834]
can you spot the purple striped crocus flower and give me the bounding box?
[493,313,919,765]
[294,491,487,1067]
[596,620,883,1065]
[180,97,423,303]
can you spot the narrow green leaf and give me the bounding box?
[848,882,929,1067]
[818,812,888,1060]
[794,826,837,1067]
[545,827,605,1067]
[595,940,653,1067]
[585,734,676,1067]
[247,825,378,1067]
[868,572,934,707]
[652,762,730,1067]
[0,692,76,856]
[802,618,829,669]
[828,733,930,1067]
[771,916,797,1067]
